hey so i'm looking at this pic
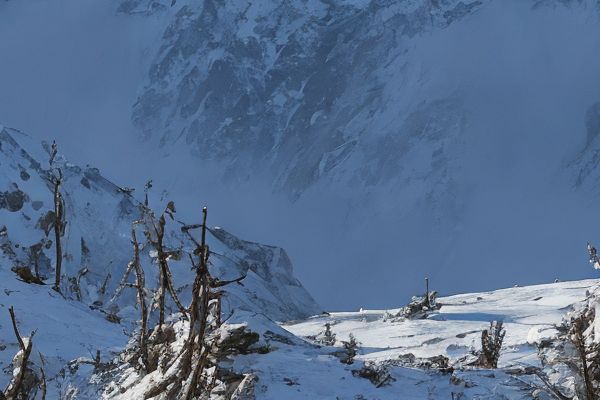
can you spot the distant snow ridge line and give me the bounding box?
[0,126,320,322]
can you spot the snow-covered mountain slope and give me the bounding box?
[0,125,319,320]
[0,125,320,396]
[0,266,130,399]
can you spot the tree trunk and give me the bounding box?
[52,179,63,292]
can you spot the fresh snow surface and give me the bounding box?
[286,280,599,366]
[0,267,129,399]
[268,279,600,399]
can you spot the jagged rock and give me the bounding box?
[391,353,451,372]
[352,362,395,388]
[263,330,296,346]
[0,127,321,324]
[215,324,260,357]
[0,186,29,212]
[11,266,44,285]
[450,374,476,389]
[104,313,121,324]
[230,373,258,400]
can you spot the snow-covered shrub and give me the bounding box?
[480,321,505,369]
[587,243,600,270]
[340,334,360,364]
[317,322,336,346]
[383,290,442,322]
[456,321,505,369]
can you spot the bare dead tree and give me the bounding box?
[425,277,430,308]
[30,242,44,282]
[111,260,136,304]
[111,221,149,371]
[143,207,246,399]
[130,224,149,371]
[530,369,573,400]
[48,140,57,166]
[68,267,89,301]
[181,207,248,399]
[142,201,188,331]
[47,142,65,293]
[143,179,152,208]
[570,315,598,400]
[38,352,46,400]
[178,207,212,399]
[98,272,111,298]
[9,306,25,351]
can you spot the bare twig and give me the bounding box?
[5,307,36,399]
[39,351,47,400]
[9,306,24,350]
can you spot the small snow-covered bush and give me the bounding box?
[340,334,360,364]
[316,322,336,346]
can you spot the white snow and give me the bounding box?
[285,280,599,367]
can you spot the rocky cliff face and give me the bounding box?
[130,0,479,207]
